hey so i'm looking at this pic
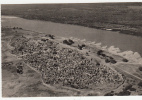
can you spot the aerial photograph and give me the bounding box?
[1,3,142,97]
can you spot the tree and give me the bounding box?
[122,58,128,62]
[63,39,74,45]
[138,82,142,87]
[97,50,103,55]
[139,66,142,71]
[49,34,55,39]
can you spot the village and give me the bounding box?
[9,32,124,89]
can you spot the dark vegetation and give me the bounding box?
[105,84,136,96]
[17,66,23,74]
[63,39,74,45]
[97,50,117,64]
[117,90,131,96]
[78,44,85,50]
[105,91,115,96]
[13,27,23,30]
[97,50,103,55]
[2,3,142,37]
[122,58,129,62]
[138,81,142,87]
[138,66,142,71]
[48,34,55,39]
[117,84,136,96]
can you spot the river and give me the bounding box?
[1,16,142,57]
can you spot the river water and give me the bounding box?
[1,16,142,57]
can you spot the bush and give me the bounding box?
[17,66,23,74]
[78,45,82,50]
[63,40,69,45]
[104,91,114,96]
[41,38,48,42]
[68,39,74,44]
[125,85,132,90]
[81,44,85,47]
[110,59,117,64]
[97,50,103,55]
[129,87,136,91]
[117,90,131,96]
[63,39,74,45]
[78,44,85,50]
[139,67,142,71]
[138,82,142,87]
[101,54,106,57]
[18,46,24,51]
[122,58,128,62]
[96,62,100,66]
[109,56,113,59]
[49,34,55,39]
[105,59,110,63]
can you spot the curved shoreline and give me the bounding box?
[2,14,142,38]
[2,15,142,57]
[2,15,142,65]
[68,36,142,65]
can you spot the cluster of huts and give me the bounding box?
[10,34,123,89]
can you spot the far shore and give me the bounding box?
[2,15,142,38]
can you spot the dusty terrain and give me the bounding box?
[2,27,142,97]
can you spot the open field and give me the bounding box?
[1,3,142,37]
[2,27,142,96]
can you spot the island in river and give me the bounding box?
[2,27,142,96]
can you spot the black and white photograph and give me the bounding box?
[1,1,142,98]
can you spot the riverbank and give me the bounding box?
[2,14,142,37]
[2,15,142,57]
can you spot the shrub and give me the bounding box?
[17,66,23,74]
[109,56,113,59]
[138,82,142,87]
[68,39,74,44]
[110,59,117,64]
[105,59,110,63]
[97,50,103,55]
[63,39,74,45]
[18,46,24,51]
[104,91,114,96]
[82,44,85,47]
[49,34,55,39]
[125,85,132,90]
[63,40,69,45]
[96,62,100,66]
[41,38,48,42]
[101,54,106,57]
[17,69,23,74]
[78,45,82,50]
[129,87,136,91]
[122,58,128,62]
[139,67,142,71]
[117,90,131,96]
